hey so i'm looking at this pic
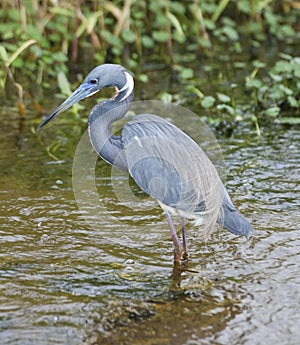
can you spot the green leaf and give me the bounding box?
[268,85,285,101]
[137,74,148,83]
[217,93,231,103]
[142,36,154,48]
[198,37,212,48]
[0,45,9,62]
[274,61,293,74]
[278,117,300,125]
[101,30,122,48]
[293,57,300,65]
[222,26,239,41]
[152,31,169,42]
[269,73,283,82]
[265,107,280,117]
[287,96,299,108]
[201,96,216,108]
[180,68,194,79]
[279,84,293,96]
[234,62,247,69]
[252,60,266,68]
[11,56,23,68]
[279,25,294,37]
[52,52,68,63]
[203,19,216,30]
[159,92,173,103]
[278,53,292,60]
[217,104,235,115]
[169,2,185,13]
[245,79,262,89]
[237,0,250,14]
[121,29,136,43]
[293,64,300,78]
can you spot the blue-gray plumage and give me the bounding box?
[37,64,253,264]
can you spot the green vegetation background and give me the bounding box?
[0,0,299,126]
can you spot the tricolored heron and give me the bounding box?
[37,64,253,264]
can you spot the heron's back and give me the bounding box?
[121,114,223,237]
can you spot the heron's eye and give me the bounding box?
[90,79,98,85]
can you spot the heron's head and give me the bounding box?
[37,64,134,130]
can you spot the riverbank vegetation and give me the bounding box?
[0,0,299,126]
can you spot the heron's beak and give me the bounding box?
[36,82,99,130]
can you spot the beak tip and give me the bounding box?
[36,110,59,131]
[36,120,46,131]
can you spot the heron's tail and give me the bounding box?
[220,205,253,237]
[218,189,254,237]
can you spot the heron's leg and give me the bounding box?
[165,212,182,263]
[181,217,188,260]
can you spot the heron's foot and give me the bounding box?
[182,251,188,261]
[173,259,181,270]
[173,250,189,268]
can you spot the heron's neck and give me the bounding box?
[88,95,133,170]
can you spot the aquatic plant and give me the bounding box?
[0,0,299,124]
[246,54,300,125]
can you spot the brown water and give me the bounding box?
[0,81,300,344]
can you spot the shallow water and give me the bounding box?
[1,89,300,344]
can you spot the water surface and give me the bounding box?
[0,80,299,345]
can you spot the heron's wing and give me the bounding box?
[121,114,224,237]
